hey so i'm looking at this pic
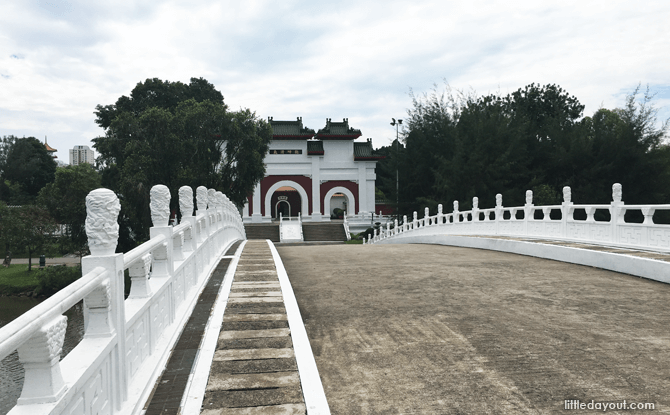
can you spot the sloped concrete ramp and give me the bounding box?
[277,244,670,414]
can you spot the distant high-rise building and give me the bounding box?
[69,145,95,166]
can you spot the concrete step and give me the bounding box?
[245,224,280,242]
[301,223,347,242]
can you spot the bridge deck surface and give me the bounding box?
[277,243,670,414]
[201,240,306,414]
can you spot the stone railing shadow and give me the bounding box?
[0,185,245,415]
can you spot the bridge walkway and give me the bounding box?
[200,240,305,414]
[144,239,325,415]
[277,242,670,414]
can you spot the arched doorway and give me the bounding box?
[323,186,356,219]
[329,193,347,218]
[271,188,299,218]
[264,180,309,220]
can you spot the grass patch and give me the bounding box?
[0,265,40,295]
[345,239,364,244]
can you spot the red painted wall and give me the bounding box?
[260,175,313,216]
[320,180,359,215]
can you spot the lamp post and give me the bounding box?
[390,118,402,223]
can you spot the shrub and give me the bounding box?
[363,227,375,240]
[35,265,82,296]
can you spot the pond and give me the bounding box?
[0,296,84,415]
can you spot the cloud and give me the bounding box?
[1,0,669,156]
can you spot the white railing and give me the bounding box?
[344,211,394,234]
[0,184,246,415]
[279,212,303,242]
[343,212,351,241]
[367,183,670,252]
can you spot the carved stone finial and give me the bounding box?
[217,191,224,208]
[150,185,171,227]
[208,189,216,208]
[472,197,478,209]
[16,315,69,404]
[424,207,429,217]
[413,211,418,221]
[86,188,121,256]
[453,201,459,212]
[179,186,194,218]
[18,315,67,364]
[613,183,622,203]
[526,190,533,205]
[496,193,502,208]
[438,204,443,214]
[563,186,572,204]
[196,186,208,211]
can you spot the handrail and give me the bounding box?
[0,184,247,413]
[0,266,108,361]
[343,212,351,240]
[371,183,670,251]
[124,234,167,268]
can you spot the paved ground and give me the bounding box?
[277,243,670,414]
[10,257,80,266]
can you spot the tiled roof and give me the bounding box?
[354,140,384,161]
[307,140,324,155]
[315,118,362,140]
[269,117,315,139]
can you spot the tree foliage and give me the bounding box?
[38,164,101,257]
[0,203,58,271]
[376,83,670,215]
[0,136,56,204]
[93,77,271,248]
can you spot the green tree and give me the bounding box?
[398,82,669,213]
[0,136,56,204]
[37,164,101,259]
[0,204,58,271]
[93,78,271,247]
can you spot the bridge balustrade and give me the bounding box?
[0,185,246,415]
[367,183,670,252]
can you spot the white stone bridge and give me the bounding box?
[1,182,670,414]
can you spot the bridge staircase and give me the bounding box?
[244,223,280,242]
[301,222,347,242]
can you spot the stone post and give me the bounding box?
[453,201,459,223]
[150,185,173,278]
[82,188,126,404]
[472,197,479,222]
[495,193,503,235]
[524,190,533,235]
[196,186,208,244]
[437,204,443,225]
[179,186,196,253]
[394,219,398,236]
[611,183,624,244]
[413,211,418,229]
[561,186,574,238]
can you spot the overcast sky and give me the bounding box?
[1,0,669,163]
